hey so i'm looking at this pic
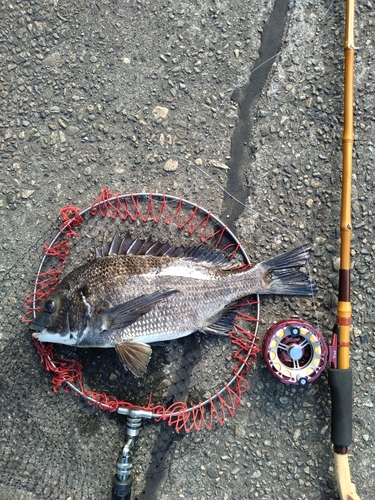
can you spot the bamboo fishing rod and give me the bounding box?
[328,0,360,499]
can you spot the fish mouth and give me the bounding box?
[30,329,52,342]
[30,328,79,346]
[31,330,46,340]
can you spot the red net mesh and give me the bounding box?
[24,189,260,432]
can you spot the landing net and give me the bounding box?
[24,189,260,432]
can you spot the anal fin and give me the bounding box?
[202,306,238,336]
[115,342,152,377]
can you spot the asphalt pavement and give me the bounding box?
[0,1,374,499]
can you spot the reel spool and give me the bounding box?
[262,319,328,386]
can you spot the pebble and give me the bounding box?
[65,125,79,136]
[153,106,169,118]
[21,189,34,199]
[209,159,230,170]
[44,53,61,67]
[293,429,301,441]
[332,257,340,272]
[163,159,178,172]
[207,467,218,479]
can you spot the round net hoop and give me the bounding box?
[24,190,260,432]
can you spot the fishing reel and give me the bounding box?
[262,319,330,386]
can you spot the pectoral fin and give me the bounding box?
[115,342,152,377]
[102,289,178,330]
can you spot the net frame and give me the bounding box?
[23,189,260,432]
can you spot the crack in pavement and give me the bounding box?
[221,0,290,229]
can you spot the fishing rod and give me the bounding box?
[261,1,361,498]
[328,0,360,499]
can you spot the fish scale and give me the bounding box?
[99,261,256,344]
[31,236,317,377]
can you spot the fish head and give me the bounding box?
[30,280,90,345]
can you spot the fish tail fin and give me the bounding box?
[260,244,317,296]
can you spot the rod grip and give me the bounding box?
[328,368,353,447]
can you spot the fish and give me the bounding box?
[30,232,317,377]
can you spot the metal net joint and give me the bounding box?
[112,416,143,498]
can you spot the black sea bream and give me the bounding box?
[31,233,317,377]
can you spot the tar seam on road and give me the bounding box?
[221,0,290,228]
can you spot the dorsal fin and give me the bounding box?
[95,231,234,266]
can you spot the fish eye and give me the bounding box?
[45,300,56,314]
